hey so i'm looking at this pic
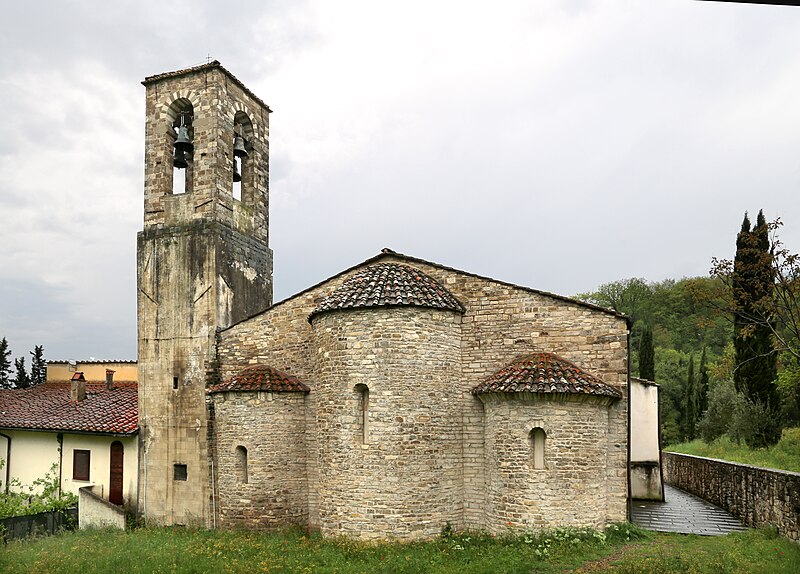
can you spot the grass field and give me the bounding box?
[1,523,798,574]
[666,427,800,472]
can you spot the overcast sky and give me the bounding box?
[1,0,799,362]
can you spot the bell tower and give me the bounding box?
[137,62,273,525]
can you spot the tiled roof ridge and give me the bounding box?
[309,262,465,320]
[47,359,137,364]
[142,60,272,112]
[471,352,622,399]
[208,364,310,394]
[0,383,138,434]
[222,249,630,332]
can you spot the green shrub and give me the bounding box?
[729,398,783,448]
[0,463,78,519]
[697,381,743,442]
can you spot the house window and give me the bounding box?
[354,383,369,444]
[236,446,248,484]
[174,464,188,481]
[73,450,90,481]
[529,428,546,470]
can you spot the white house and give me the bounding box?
[0,372,138,507]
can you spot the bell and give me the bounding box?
[233,134,248,158]
[233,158,242,182]
[174,125,193,152]
[173,147,188,169]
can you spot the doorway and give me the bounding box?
[109,441,124,505]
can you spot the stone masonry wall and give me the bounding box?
[663,452,800,541]
[312,307,462,540]
[481,393,617,532]
[216,253,630,537]
[138,64,273,527]
[211,391,308,528]
[216,271,354,529]
[376,255,630,528]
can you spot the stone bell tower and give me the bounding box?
[137,62,273,525]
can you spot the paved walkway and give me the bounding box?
[631,484,748,536]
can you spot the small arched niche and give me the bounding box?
[235,445,248,484]
[529,427,546,470]
[353,383,369,445]
[166,98,194,195]
[232,111,255,202]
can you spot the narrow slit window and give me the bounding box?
[173,376,179,390]
[354,384,369,444]
[235,446,248,484]
[530,428,546,470]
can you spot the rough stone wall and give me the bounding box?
[138,64,272,526]
[142,65,271,242]
[312,307,462,540]
[216,272,355,528]
[215,253,629,537]
[211,391,308,528]
[481,393,616,532]
[375,255,630,529]
[663,452,800,541]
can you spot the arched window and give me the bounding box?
[232,112,254,202]
[529,428,546,470]
[354,384,369,444]
[167,99,195,196]
[235,445,248,484]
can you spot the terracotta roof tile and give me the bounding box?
[309,263,465,320]
[208,365,310,394]
[472,353,622,399]
[0,382,138,434]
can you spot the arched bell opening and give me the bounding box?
[232,111,254,203]
[166,98,194,195]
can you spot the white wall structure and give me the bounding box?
[0,381,139,508]
[629,377,663,500]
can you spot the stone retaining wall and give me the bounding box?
[663,452,800,541]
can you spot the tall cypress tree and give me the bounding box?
[685,355,697,440]
[0,337,11,389]
[639,323,655,381]
[732,210,779,410]
[29,345,46,386]
[698,346,709,416]
[14,357,30,389]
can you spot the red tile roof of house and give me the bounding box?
[0,382,138,435]
[471,353,622,399]
[207,365,310,394]
[309,262,465,320]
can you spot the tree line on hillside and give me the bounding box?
[0,337,46,389]
[578,210,800,448]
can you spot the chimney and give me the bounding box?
[105,369,116,390]
[70,372,86,402]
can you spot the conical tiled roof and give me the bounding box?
[471,352,622,399]
[309,263,465,320]
[207,365,309,394]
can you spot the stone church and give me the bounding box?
[137,62,631,540]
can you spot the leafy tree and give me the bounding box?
[638,323,654,381]
[13,357,30,389]
[698,380,743,443]
[29,345,46,386]
[576,277,652,325]
[655,347,691,445]
[731,211,779,412]
[0,337,11,389]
